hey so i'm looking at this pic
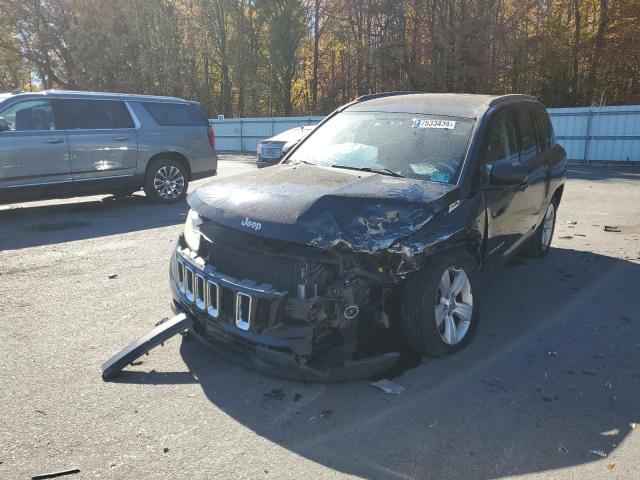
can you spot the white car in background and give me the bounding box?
[256,125,315,168]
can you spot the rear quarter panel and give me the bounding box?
[128,102,217,178]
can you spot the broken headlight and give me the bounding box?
[184,209,203,252]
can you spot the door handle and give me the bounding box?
[112,136,130,141]
[44,138,64,144]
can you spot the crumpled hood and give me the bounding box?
[188,163,458,253]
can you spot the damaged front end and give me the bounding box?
[169,223,402,382]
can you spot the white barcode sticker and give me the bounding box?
[412,119,456,130]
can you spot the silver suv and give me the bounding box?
[0,90,217,204]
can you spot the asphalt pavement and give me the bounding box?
[1,156,638,479]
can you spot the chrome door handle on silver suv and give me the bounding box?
[44,138,64,144]
[112,135,130,141]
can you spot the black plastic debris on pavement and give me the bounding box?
[32,468,80,479]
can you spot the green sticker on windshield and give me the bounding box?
[431,171,451,183]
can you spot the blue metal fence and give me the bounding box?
[211,106,640,165]
[547,106,640,165]
[210,116,323,153]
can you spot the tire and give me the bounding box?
[144,158,189,203]
[401,250,480,357]
[526,200,556,258]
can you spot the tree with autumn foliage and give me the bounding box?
[0,0,638,115]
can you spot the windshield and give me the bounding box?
[288,112,475,184]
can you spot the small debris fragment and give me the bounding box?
[547,351,558,356]
[589,449,607,458]
[155,317,169,327]
[429,421,438,428]
[574,233,586,237]
[108,274,118,279]
[607,463,615,470]
[35,409,47,415]
[263,389,285,400]
[369,379,406,395]
[604,382,613,389]
[558,444,569,454]
[321,409,333,417]
[604,225,621,232]
[32,468,80,479]
[559,235,573,240]
[163,447,169,454]
[567,220,578,225]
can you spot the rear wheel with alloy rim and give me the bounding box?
[144,158,189,203]
[401,250,480,357]
[526,200,556,258]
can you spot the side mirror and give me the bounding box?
[0,117,9,132]
[489,162,527,186]
[281,139,299,155]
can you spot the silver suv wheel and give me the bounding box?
[153,165,185,200]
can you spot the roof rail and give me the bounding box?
[355,91,420,103]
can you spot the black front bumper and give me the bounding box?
[170,248,399,382]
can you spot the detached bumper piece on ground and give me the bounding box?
[101,313,191,380]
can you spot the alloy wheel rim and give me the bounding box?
[435,266,473,345]
[541,203,555,249]
[153,166,185,200]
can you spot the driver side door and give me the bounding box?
[481,109,527,272]
[0,99,71,194]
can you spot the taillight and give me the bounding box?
[207,126,216,150]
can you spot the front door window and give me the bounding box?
[0,100,56,131]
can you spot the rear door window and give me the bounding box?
[142,102,207,126]
[515,109,539,163]
[533,109,552,151]
[58,99,134,129]
[0,99,56,131]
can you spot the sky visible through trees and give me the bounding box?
[1,0,638,116]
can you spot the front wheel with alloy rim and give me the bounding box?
[144,158,189,203]
[401,251,480,357]
[526,201,556,258]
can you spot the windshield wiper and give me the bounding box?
[331,165,404,178]
[287,158,314,165]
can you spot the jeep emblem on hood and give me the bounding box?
[241,217,262,231]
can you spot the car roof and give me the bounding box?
[0,90,198,105]
[345,92,540,119]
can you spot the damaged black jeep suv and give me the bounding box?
[170,92,566,381]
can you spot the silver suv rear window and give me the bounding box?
[143,102,207,127]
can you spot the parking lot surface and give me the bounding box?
[1,155,639,479]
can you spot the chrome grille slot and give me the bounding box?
[206,280,220,318]
[235,292,252,331]
[194,274,206,310]
[184,265,195,302]
[177,257,186,294]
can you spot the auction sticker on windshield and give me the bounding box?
[412,119,456,129]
